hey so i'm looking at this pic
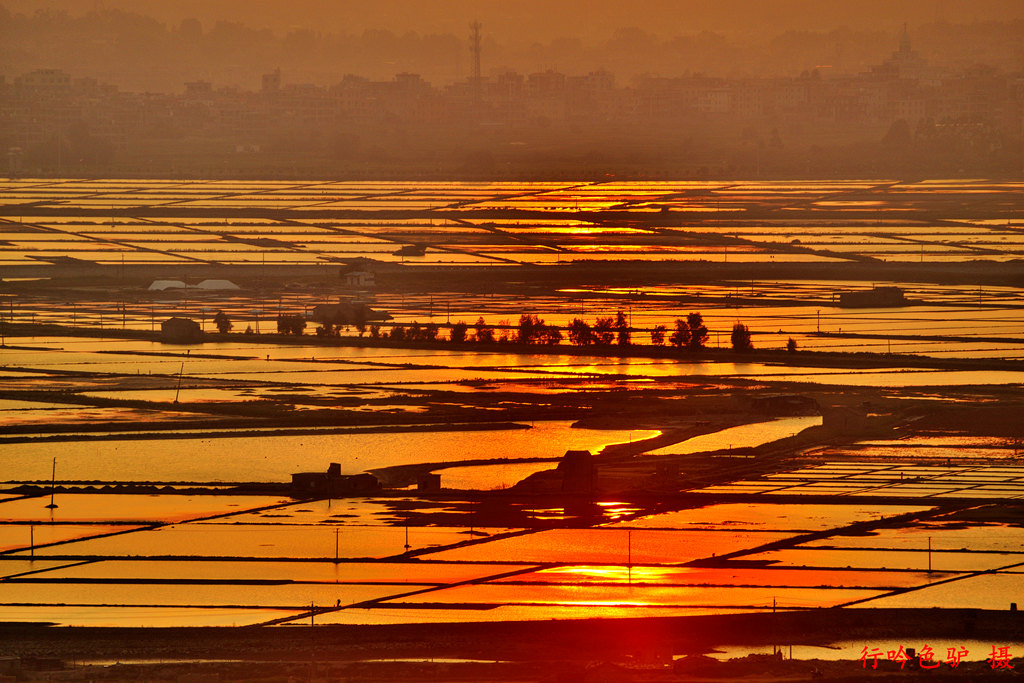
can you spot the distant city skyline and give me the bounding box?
[3,2,1024,94]
[6,0,1024,42]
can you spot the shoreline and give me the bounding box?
[4,609,1021,663]
[5,321,1024,373]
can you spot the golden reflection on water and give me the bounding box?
[538,565,679,583]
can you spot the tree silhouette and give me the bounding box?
[592,317,615,345]
[787,337,798,353]
[568,318,593,345]
[517,314,545,344]
[615,310,630,346]
[669,319,690,348]
[474,317,495,344]
[213,310,232,334]
[537,325,563,345]
[731,322,753,352]
[449,321,468,343]
[650,324,667,346]
[276,314,306,335]
[687,312,708,350]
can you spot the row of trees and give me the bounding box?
[210,309,781,352]
[374,312,758,352]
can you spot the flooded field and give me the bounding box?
[4,179,1024,360]
[0,422,655,483]
[4,490,1018,627]
[2,177,1023,643]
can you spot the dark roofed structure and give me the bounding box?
[838,286,909,308]
[558,450,596,494]
[309,302,391,326]
[291,463,381,498]
[160,317,203,343]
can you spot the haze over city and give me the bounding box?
[3,0,1024,89]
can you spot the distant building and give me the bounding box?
[149,279,240,291]
[872,25,943,87]
[148,280,187,291]
[838,286,909,308]
[558,450,596,494]
[417,473,442,492]
[193,279,241,291]
[822,406,869,434]
[744,394,820,416]
[262,68,281,94]
[309,301,390,325]
[343,271,375,289]
[14,68,71,94]
[160,317,203,343]
[291,463,381,498]
[184,80,213,97]
[393,244,427,257]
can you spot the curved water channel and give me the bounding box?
[0,421,659,484]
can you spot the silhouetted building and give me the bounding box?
[745,394,820,416]
[558,450,596,494]
[262,68,281,94]
[184,80,213,98]
[160,317,203,342]
[291,463,381,497]
[417,473,442,492]
[309,301,390,325]
[342,271,375,288]
[14,69,71,95]
[822,406,869,434]
[838,286,908,308]
[393,244,427,257]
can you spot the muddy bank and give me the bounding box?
[3,609,1021,667]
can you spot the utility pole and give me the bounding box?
[174,362,184,403]
[46,458,58,509]
[469,21,482,105]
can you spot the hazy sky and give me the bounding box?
[8,0,1024,41]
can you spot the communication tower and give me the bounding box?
[470,21,482,100]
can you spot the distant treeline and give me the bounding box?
[265,310,767,352]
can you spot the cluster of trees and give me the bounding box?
[212,308,773,352]
[374,321,440,342]
[566,311,630,346]
[315,320,367,337]
[213,310,231,334]
[276,314,306,335]
[659,313,710,350]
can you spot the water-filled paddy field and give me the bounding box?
[4,178,1024,360]
[2,178,1024,632]
[3,491,1021,627]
